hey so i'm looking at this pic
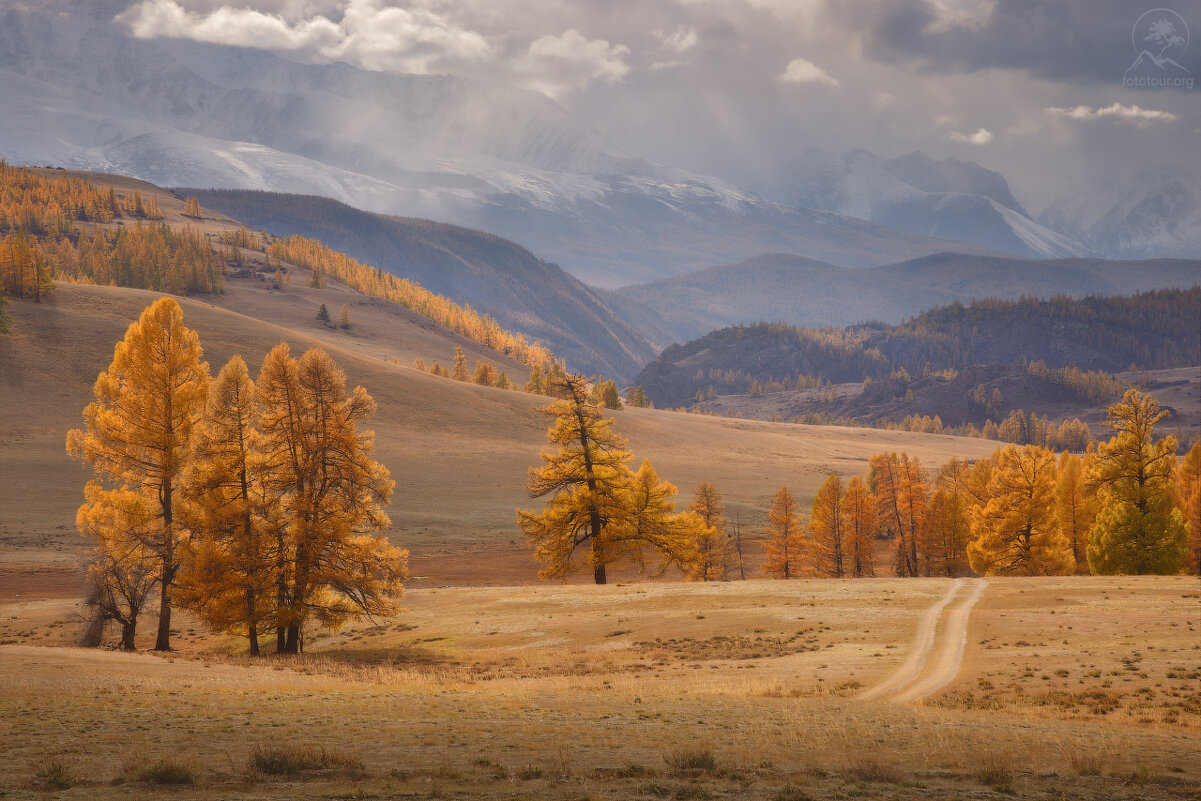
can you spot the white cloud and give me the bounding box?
[779,57,839,87]
[516,29,630,97]
[949,127,993,145]
[657,25,698,54]
[116,0,492,74]
[1046,103,1179,127]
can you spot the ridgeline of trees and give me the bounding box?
[69,298,407,653]
[637,289,1201,409]
[269,234,554,370]
[0,164,221,297]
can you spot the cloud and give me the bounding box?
[515,29,631,97]
[825,0,1162,83]
[657,25,698,54]
[949,127,993,144]
[116,0,492,74]
[1046,103,1179,126]
[780,57,839,87]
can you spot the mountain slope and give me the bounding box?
[183,189,653,379]
[0,283,1002,585]
[633,289,1201,409]
[1041,168,1201,260]
[0,0,1001,288]
[764,149,1087,259]
[610,251,1201,350]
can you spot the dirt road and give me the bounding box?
[858,578,987,704]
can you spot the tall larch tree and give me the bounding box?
[452,345,469,381]
[1176,440,1201,575]
[871,453,927,577]
[1055,451,1097,574]
[841,476,877,577]
[1087,390,1188,575]
[67,297,210,651]
[809,474,845,577]
[176,356,275,655]
[256,344,407,653]
[967,445,1073,576]
[517,374,635,584]
[763,486,804,579]
[921,489,970,577]
[687,481,729,581]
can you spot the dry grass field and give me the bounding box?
[1,577,1199,800]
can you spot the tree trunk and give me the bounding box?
[154,575,172,651]
[154,480,174,651]
[120,619,137,651]
[283,622,301,654]
[247,588,260,656]
[593,563,607,585]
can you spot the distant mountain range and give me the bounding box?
[0,0,1003,288]
[761,149,1088,259]
[607,252,1201,351]
[186,189,654,379]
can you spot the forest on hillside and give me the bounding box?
[636,290,1201,409]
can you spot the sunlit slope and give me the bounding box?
[1,284,999,585]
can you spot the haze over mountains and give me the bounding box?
[0,0,1002,289]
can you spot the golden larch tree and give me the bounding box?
[871,453,927,577]
[686,481,729,581]
[967,444,1073,576]
[619,459,699,577]
[840,475,876,577]
[1055,451,1097,574]
[517,374,635,584]
[176,355,276,655]
[1087,390,1188,575]
[76,484,161,650]
[255,344,407,653]
[1176,440,1201,576]
[921,489,971,577]
[452,345,469,381]
[809,474,845,577]
[763,485,804,579]
[67,297,210,650]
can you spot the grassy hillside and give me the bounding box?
[610,251,1201,350]
[0,283,1000,594]
[184,189,655,379]
[634,290,1201,409]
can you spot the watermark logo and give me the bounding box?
[1124,8,1193,89]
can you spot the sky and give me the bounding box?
[111,0,1201,210]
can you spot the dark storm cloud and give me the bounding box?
[828,0,1194,83]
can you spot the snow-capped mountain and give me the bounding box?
[765,148,1089,259]
[1040,169,1201,260]
[0,0,998,288]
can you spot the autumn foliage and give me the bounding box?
[69,299,406,652]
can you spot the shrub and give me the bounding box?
[33,760,74,790]
[134,759,196,785]
[665,747,718,773]
[249,744,362,777]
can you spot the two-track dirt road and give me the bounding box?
[858,578,988,704]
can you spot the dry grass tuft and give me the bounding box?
[127,758,197,785]
[33,760,75,790]
[249,744,363,778]
[846,755,905,784]
[664,746,719,773]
